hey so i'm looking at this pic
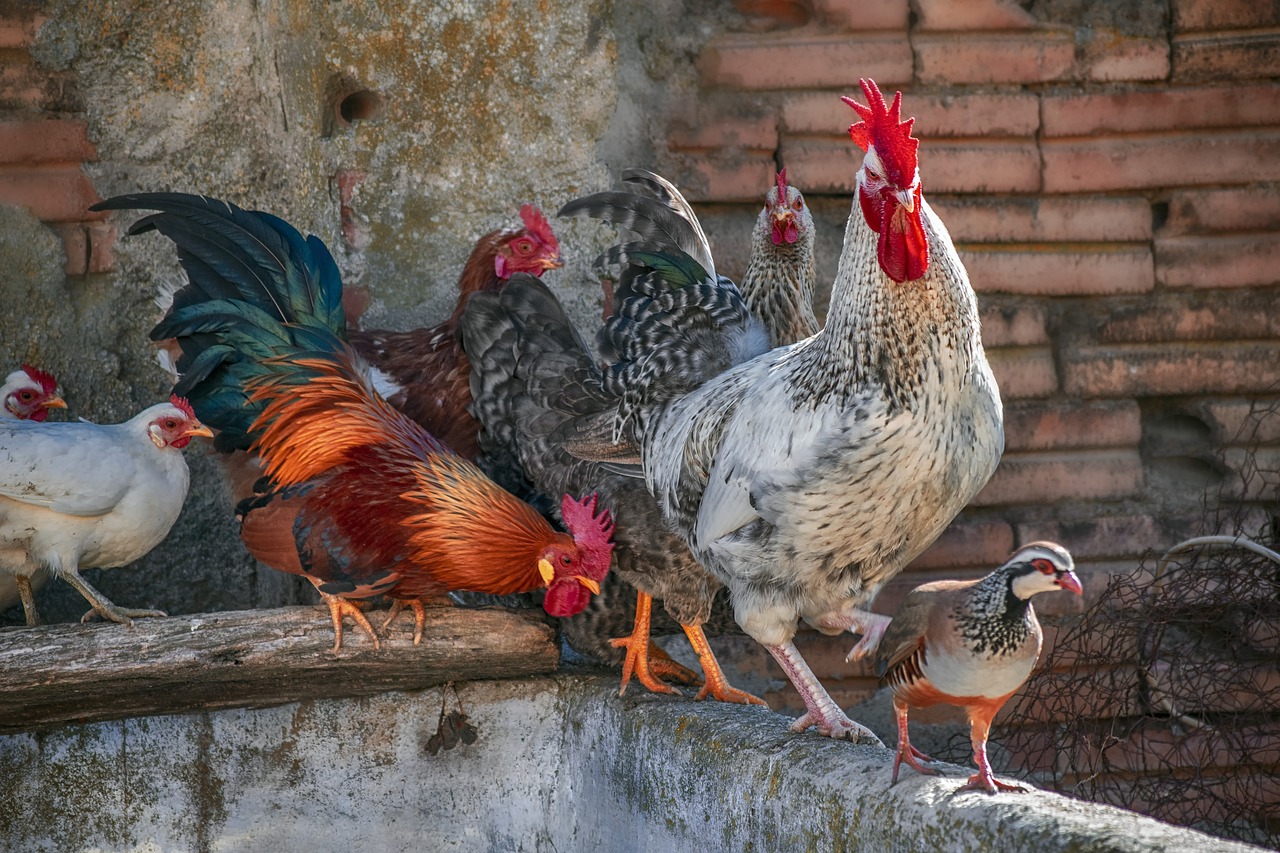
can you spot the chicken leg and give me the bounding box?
[610,591,702,695]
[61,566,166,625]
[320,591,380,654]
[381,596,452,645]
[766,640,882,745]
[15,575,40,626]
[681,623,767,706]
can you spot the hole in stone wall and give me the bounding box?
[336,89,385,125]
[1151,201,1170,232]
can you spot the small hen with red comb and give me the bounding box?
[0,394,211,625]
[0,365,66,422]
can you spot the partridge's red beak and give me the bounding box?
[1058,570,1084,596]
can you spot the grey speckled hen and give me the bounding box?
[589,79,1004,743]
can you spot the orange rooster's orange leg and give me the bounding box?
[382,598,432,646]
[321,592,380,654]
[608,591,681,697]
[681,623,768,706]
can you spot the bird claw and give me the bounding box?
[790,710,884,746]
[958,772,1026,794]
[80,606,167,625]
[843,610,892,662]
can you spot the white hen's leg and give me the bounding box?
[61,566,167,625]
[766,641,883,745]
[15,575,41,626]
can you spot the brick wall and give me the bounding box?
[669,0,1280,834]
[0,2,111,275]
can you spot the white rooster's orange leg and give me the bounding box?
[609,591,683,696]
[766,641,883,745]
[321,592,380,654]
[681,623,767,706]
[15,575,41,626]
[890,699,938,785]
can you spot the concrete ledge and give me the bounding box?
[0,672,1253,852]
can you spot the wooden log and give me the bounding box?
[0,604,558,733]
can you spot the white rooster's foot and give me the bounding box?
[790,709,882,745]
[843,609,893,662]
[80,605,167,625]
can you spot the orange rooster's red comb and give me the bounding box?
[20,364,58,395]
[519,204,559,252]
[842,78,919,188]
[561,493,615,581]
[169,394,197,421]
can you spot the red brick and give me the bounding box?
[1042,131,1280,192]
[1173,0,1280,32]
[1091,288,1280,343]
[1042,83,1280,136]
[973,450,1144,506]
[730,0,813,29]
[1157,233,1280,289]
[0,12,45,49]
[0,166,101,223]
[1084,36,1170,82]
[915,32,1076,85]
[50,222,87,276]
[700,33,912,90]
[979,301,1049,348]
[783,138,1041,194]
[674,153,777,203]
[986,347,1058,399]
[1172,31,1280,82]
[1197,399,1280,445]
[1036,561,1147,617]
[1163,186,1280,235]
[812,0,909,31]
[1005,400,1142,452]
[668,112,777,152]
[961,246,1154,296]
[931,196,1153,243]
[1016,515,1168,562]
[906,518,1015,571]
[1062,342,1280,397]
[913,0,1037,31]
[0,120,95,165]
[86,221,116,273]
[782,91,1040,138]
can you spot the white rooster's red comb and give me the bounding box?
[20,364,58,395]
[842,78,920,188]
[169,394,198,420]
[519,204,559,252]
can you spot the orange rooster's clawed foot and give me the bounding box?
[381,598,429,645]
[648,642,703,686]
[609,591,682,697]
[320,592,380,654]
[681,623,767,706]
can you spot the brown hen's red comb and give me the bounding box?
[169,394,197,420]
[842,78,919,188]
[519,204,559,251]
[20,364,58,395]
[561,493,615,581]
[775,168,789,200]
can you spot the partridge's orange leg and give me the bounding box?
[958,711,1026,794]
[891,700,939,785]
[609,591,681,696]
[321,591,380,654]
[681,623,768,706]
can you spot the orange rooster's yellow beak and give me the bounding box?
[575,576,601,595]
[185,424,215,439]
[538,558,555,586]
[41,395,67,410]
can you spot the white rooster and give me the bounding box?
[0,395,211,625]
[568,78,1004,742]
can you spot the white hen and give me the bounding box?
[0,395,211,625]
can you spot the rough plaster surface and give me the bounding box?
[0,674,1255,853]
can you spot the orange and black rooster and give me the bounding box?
[91,193,613,652]
[348,204,561,459]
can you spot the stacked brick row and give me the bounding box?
[0,4,110,274]
[669,0,1280,816]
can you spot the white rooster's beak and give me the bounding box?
[896,188,916,213]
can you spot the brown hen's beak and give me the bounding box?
[538,558,555,586]
[539,255,564,271]
[41,395,67,410]
[575,576,601,595]
[185,424,214,439]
